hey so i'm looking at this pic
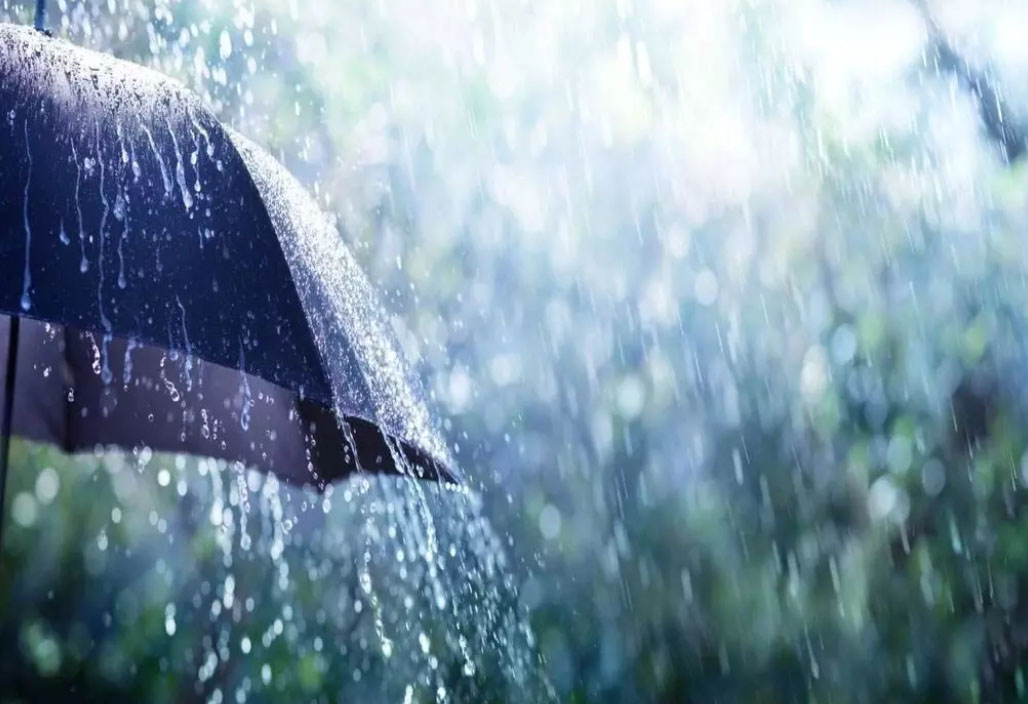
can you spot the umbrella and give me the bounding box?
[0,13,458,540]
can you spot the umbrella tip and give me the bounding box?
[33,0,50,35]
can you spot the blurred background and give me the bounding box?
[4,0,1028,701]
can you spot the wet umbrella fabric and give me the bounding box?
[0,24,457,504]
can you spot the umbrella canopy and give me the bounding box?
[0,23,457,491]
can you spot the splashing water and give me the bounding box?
[71,140,89,273]
[95,121,111,333]
[192,459,548,701]
[20,119,31,311]
[142,123,174,197]
[231,131,453,473]
[123,337,137,387]
[176,296,194,392]
[238,340,252,432]
[115,184,129,289]
[167,118,194,211]
[217,133,549,697]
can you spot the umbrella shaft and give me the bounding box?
[0,316,20,552]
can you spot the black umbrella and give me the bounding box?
[0,13,457,539]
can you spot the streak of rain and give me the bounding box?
[3,0,1028,702]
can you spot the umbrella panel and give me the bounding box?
[0,316,447,488]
